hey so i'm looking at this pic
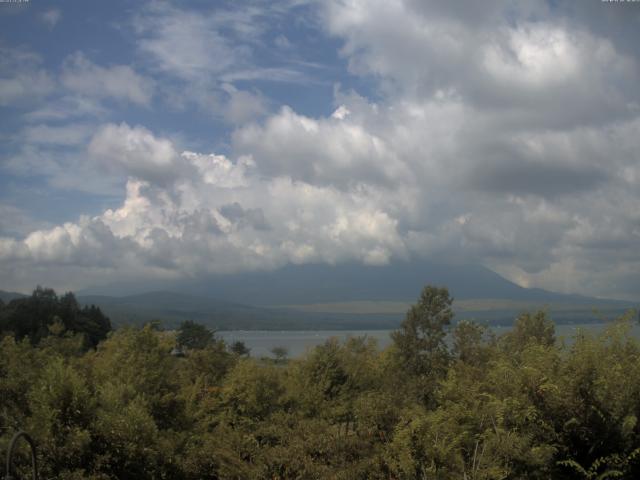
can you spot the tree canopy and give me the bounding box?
[2,285,640,479]
[177,319,214,350]
[0,286,111,348]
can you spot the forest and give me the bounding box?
[2,286,640,479]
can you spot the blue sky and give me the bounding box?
[1,0,361,222]
[1,1,640,299]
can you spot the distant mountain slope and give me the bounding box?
[124,261,632,307]
[6,274,635,331]
[78,260,635,307]
[76,289,634,332]
[0,290,27,303]
[74,260,636,329]
[78,291,283,329]
[77,291,401,330]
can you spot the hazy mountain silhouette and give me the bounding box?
[5,261,633,330]
[0,290,27,303]
[74,291,403,330]
[80,260,628,306]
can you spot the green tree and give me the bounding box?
[221,359,286,422]
[501,310,555,354]
[26,358,95,479]
[271,346,289,364]
[452,319,494,365]
[0,286,58,343]
[391,285,453,405]
[0,287,110,348]
[177,320,214,350]
[230,340,251,357]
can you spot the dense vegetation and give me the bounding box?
[2,286,640,479]
[0,286,111,348]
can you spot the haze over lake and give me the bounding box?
[219,322,640,358]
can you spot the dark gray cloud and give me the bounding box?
[219,203,269,231]
[469,159,608,198]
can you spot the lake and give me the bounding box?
[218,322,640,358]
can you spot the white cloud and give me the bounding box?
[133,3,247,81]
[61,53,154,106]
[3,1,640,300]
[5,89,640,298]
[482,26,580,88]
[331,105,350,120]
[2,144,122,195]
[322,0,640,127]
[88,123,180,183]
[0,47,54,106]
[233,105,410,188]
[130,2,314,120]
[274,34,292,49]
[40,8,62,29]
[0,133,406,291]
[20,123,93,146]
[23,95,108,122]
[221,83,268,125]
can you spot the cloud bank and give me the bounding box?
[1,1,640,300]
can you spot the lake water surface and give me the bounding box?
[219,322,640,358]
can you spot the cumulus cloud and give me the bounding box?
[3,1,640,300]
[221,83,268,125]
[3,98,640,298]
[0,133,406,292]
[233,105,409,188]
[88,123,181,184]
[323,0,639,127]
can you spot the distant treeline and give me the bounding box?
[0,286,111,348]
[1,286,640,479]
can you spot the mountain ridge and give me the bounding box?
[3,261,635,330]
[78,260,633,306]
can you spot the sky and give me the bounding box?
[1,0,640,300]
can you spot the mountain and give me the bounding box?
[80,260,633,306]
[77,291,400,330]
[74,261,636,329]
[78,291,284,329]
[0,290,27,303]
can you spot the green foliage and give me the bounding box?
[391,285,453,405]
[270,345,289,364]
[27,358,95,478]
[177,319,214,350]
[0,286,111,348]
[3,285,640,479]
[222,359,286,423]
[452,319,495,365]
[230,340,250,357]
[501,310,555,353]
